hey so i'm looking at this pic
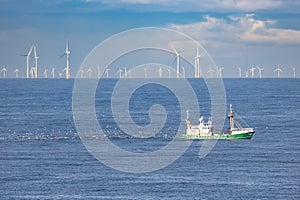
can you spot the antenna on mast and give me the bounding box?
[185,109,192,129]
[228,104,234,131]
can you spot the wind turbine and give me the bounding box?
[238,67,242,78]
[292,67,296,78]
[105,68,110,78]
[1,67,7,78]
[14,68,19,78]
[97,66,101,78]
[166,68,171,78]
[51,68,55,78]
[62,41,71,79]
[21,45,34,78]
[86,67,92,78]
[257,66,264,78]
[207,68,214,78]
[117,68,123,78]
[245,70,249,78]
[30,67,34,78]
[157,67,163,78]
[144,67,147,78]
[194,45,203,78]
[217,67,224,78]
[77,69,84,78]
[274,65,283,78]
[171,45,180,78]
[181,66,186,78]
[123,67,128,78]
[249,66,256,78]
[33,45,39,78]
[44,69,48,78]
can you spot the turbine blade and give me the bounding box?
[66,40,69,51]
[59,53,65,58]
[172,57,177,66]
[34,46,37,57]
[170,44,178,54]
[28,45,34,55]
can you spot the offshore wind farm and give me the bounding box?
[0,42,298,79]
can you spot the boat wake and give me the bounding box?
[0,130,177,141]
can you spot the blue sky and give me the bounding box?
[0,0,300,78]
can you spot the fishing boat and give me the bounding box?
[179,104,255,139]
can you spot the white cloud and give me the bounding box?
[169,14,300,44]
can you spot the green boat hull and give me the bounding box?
[179,131,255,140]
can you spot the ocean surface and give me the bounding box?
[0,78,299,199]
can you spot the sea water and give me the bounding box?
[0,78,299,199]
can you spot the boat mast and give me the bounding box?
[186,110,192,129]
[228,104,234,132]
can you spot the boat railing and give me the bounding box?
[232,127,254,131]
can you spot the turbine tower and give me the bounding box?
[1,67,7,78]
[217,67,224,78]
[144,67,147,78]
[123,67,128,78]
[117,68,123,78]
[86,67,92,78]
[181,66,185,78]
[292,67,296,78]
[21,45,34,78]
[51,68,55,78]
[207,68,214,78]
[44,69,48,78]
[238,67,242,78]
[250,66,256,78]
[157,67,163,78]
[78,69,84,78]
[166,68,171,78]
[257,66,264,78]
[33,45,39,78]
[274,65,283,78]
[194,45,203,78]
[105,68,110,78]
[63,41,71,79]
[14,68,19,78]
[128,69,132,78]
[30,67,34,78]
[171,45,180,78]
[97,66,101,78]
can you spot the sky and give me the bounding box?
[0,0,300,78]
